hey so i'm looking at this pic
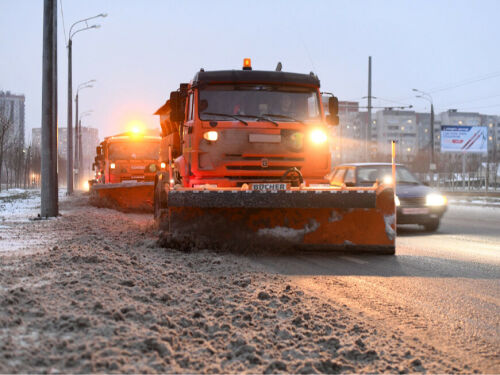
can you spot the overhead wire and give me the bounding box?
[427,71,500,94]
[60,0,68,46]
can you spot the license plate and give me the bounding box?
[251,183,287,191]
[133,175,145,179]
[402,207,429,215]
[131,165,145,170]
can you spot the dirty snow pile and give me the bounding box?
[0,194,476,373]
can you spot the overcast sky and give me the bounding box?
[1,0,499,141]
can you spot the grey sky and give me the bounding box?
[1,0,499,141]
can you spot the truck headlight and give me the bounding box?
[203,131,218,142]
[426,193,447,206]
[110,163,116,169]
[310,129,327,144]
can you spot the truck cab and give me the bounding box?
[156,61,339,189]
[96,131,162,184]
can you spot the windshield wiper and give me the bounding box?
[262,113,306,125]
[240,114,280,127]
[201,112,248,126]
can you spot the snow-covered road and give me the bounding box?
[0,190,498,373]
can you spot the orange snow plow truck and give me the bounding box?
[89,130,162,212]
[154,60,396,253]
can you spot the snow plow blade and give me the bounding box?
[90,182,154,212]
[159,186,396,254]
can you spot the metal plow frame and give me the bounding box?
[160,187,396,254]
[90,182,155,212]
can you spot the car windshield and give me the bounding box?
[108,141,159,160]
[198,84,321,122]
[356,166,421,185]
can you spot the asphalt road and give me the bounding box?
[253,203,500,372]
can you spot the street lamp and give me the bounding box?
[413,88,436,171]
[75,81,94,186]
[66,13,107,195]
[76,110,93,189]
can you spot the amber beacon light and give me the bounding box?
[243,58,252,70]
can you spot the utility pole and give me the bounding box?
[74,92,79,188]
[367,56,372,161]
[66,38,73,194]
[430,103,435,170]
[41,0,58,217]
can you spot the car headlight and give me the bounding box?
[426,193,447,206]
[203,131,218,142]
[310,129,327,144]
[395,195,400,207]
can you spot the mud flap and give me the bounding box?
[89,182,154,212]
[163,188,395,253]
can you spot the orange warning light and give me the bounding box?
[243,58,252,70]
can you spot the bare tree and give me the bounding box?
[0,110,13,192]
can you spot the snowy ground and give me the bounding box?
[0,190,491,373]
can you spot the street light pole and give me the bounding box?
[74,81,94,189]
[66,13,106,195]
[76,110,92,189]
[413,89,436,171]
[66,38,73,194]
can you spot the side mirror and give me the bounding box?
[327,96,339,126]
[96,146,101,156]
[170,90,186,122]
[92,163,95,171]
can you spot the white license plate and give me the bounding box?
[251,183,287,191]
[402,207,429,215]
[131,165,145,170]
[133,175,145,179]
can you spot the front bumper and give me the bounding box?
[396,205,447,224]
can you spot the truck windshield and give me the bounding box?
[199,84,321,122]
[108,141,160,161]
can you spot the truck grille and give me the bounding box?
[225,154,304,162]
[226,165,301,171]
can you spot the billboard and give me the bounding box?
[441,125,487,153]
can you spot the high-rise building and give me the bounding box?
[0,90,25,149]
[373,109,418,161]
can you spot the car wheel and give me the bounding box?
[423,219,440,232]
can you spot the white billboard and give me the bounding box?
[440,126,487,153]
